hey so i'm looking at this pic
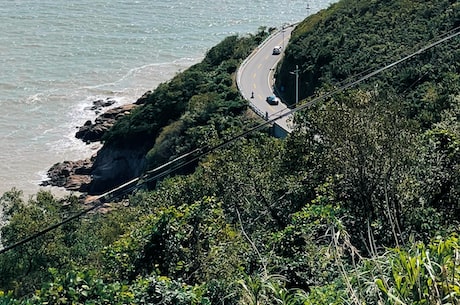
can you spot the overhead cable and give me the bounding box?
[1,27,459,255]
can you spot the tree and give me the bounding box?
[285,89,421,250]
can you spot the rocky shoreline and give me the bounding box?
[40,95,147,194]
[75,100,137,144]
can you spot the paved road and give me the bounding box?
[237,25,295,134]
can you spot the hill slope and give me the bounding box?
[1,1,460,304]
[278,0,460,126]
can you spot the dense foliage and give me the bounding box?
[277,0,460,127]
[1,0,460,304]
[103,29,270,171]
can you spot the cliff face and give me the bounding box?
[88,144,147,194]
[42,101,144,195]
[43,33,269,195]
[85,93,150,194]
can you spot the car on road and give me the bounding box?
[272,46,282,55]
[266,95,280,105]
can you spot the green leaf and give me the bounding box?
[375,278,387,294]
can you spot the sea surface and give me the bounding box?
[0,0,336,197]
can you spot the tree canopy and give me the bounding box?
[1,0,460,304]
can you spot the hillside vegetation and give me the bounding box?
[87,28,271,193]
[278,0,460,126]
[1,0,460,304]
[111,31,274,152]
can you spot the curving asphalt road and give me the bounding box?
[237,25,295,134]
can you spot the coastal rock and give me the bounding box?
[135,90,152,105]
[88,144,147,194]
[44,98,144,194]
[76,103,138,143]
[41,158,94,192]
[75,123,107,143]
[66,175,92,192]
[85,98,116,112]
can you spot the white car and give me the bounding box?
[272,46,282,55]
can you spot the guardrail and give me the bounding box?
[236,24,295,133]
[236,26,287,118]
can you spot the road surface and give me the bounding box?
[237,25,295,134]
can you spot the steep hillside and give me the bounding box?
[86,29,271,193]
[277,0,460,127]
[1,1,460,304]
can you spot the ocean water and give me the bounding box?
[0,0,336,197]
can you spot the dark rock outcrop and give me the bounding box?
[75,104,138,143]
[87,145,148,194]
[41,158,94,192]
[134,90,152,105]
[42,137,147,195]
[43,99,142,194]
[85,98,116,113]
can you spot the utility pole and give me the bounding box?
[290,65,299,105]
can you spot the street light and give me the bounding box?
[281,23,289,50]
[290,65,299,105]
[282,25,285,49]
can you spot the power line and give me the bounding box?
[268,26,460,120]
[1,27,459,256]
